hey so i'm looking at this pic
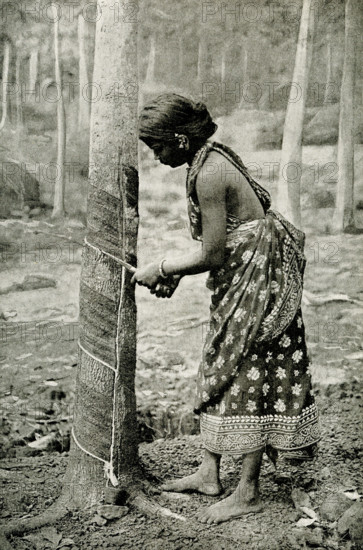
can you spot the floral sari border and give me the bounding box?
[200,403,320,456]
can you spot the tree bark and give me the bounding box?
[15,50,23,131]
[276,0,315,228]
[29,48,38,91]
[323,33,333,105]
[197,37,208,81]
[178,32,183,77]
[0,40,11,131]
[221,46,226,83]
[62,0,140,508]
[78,13,91,133]
[243,44,248,82]
[51,7,66,219]
[332,0,357,232]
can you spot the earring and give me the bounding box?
[175,133,189,150]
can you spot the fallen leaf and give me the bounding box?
[345,351,363,361]
[58,538,75,548]
[300,506,318,521]
[28,432,58,450]
[14,353,33,360]
[91,514,107,526]
[343,490,362,501]
[97,505,128,520]
[41,526,62,546]
[296,517,316,527]
[291,488,311,510]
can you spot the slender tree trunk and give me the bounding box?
[15,51,23,131]
[197,37,208,81]
[52,8,66,218]
[145,35,155,84]
[29,48,38,91]
[178,33,183,77]
[221,47,226,83]
[324,33,333,104]
[243,45,248,82]
[62,0,140,508]
[78,13,90,133]
[0,40,11,131]
[332,0,357,232]
[276,0,315,228]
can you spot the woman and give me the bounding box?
[132,93,320,525]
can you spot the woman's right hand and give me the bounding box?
[150,275,182,299]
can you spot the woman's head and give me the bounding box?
[139,93,217,166]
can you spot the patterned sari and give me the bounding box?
[187,141,320,457]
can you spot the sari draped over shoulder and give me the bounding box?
[186,141,320,457]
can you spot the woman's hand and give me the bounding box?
[131,262,161,289]
[150,275,182,299]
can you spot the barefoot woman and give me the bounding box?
[132,93,320,524]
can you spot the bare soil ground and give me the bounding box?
[0,145,363,549]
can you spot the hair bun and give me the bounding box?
[194,101,208,114]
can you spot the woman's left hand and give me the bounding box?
[131,262,161,289]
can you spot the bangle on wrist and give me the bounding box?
[159,258,168,279]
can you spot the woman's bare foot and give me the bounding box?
[197,491,263,524]
[197,449,264,524]
[160,449,222,496]
[161,472,222,495]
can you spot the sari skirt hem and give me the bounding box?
[198,308,320,458]
[200,404,320,458]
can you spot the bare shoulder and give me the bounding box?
[198,149,242,187]
[195,156,225,203]
[195,150,230,193]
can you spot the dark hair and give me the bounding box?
[138,93,217,143]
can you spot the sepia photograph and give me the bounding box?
[0,1,362,548]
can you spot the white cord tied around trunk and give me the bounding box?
[72,237,131,488]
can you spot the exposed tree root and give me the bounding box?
[131,491,186,522]
[0,532,14,550]
[1,495,69,540]
[302,290,363,307]
[0,486,185,549]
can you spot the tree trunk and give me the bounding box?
[276,0,315,228]
[0,40,11,131]
[62,0,140,508]
[15,51,23,131]
[52,7,66,219]
[197,37,208,81]
[221,47,226,83]
[332,0,357,232]
[243,45,248,82]
[145,35,155,84]
[78,13,91,133]
[29,48,38,91]
[323,33,333,104]
[178,32,183,77]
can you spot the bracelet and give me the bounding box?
[159,258,168,279]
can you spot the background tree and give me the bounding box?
[77,12,91,134]
[28,46,38,91]
[0,36,11,131]
[145,34,156,85]
[332,0,359,232]
[51,3,66,219]
[324,30,333,105]
[15,45,23,134]
[276,0,315,228]
[0,2,181,544]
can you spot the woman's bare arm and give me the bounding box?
[161,157,227,277]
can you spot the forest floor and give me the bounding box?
[0,144,363,549]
